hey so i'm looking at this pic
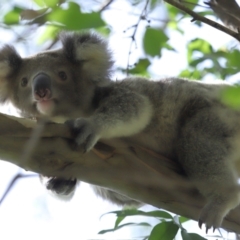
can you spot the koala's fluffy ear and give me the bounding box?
[60,32,113,85]
[0,45,22,103]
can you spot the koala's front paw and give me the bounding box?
[66,118,100,152]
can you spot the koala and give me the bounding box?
[0,31,240,231]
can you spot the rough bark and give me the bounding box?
[0,113,240,234]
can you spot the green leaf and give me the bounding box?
[128,58,151,75]
[3,6,23,25]
[38,25,60,44]
[34,0,63,7]
[143,28,169,57]
[221,86,240,109]
[181,229,207,240]
[167,3,182,19]
[187,38,213,63]
[179,216,190,224]
[102,209,173,220]
[98,222,151,234]
[167,0,199,18]
[114,215,125,228]
[189,56,208,68]
[167,21,184,34]
[227,50,240,68]
[44,0,59,7]
[149,222,179,240]
[47,2,105,30]
[33,0,45,7]
[179,69,202,79]
[149,0,160,10]
[186,0,199,11]
[95,26,111,36]
[163,42,175,51]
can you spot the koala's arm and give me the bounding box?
[68,87,153,152]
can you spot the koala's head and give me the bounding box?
[0,32,113,118]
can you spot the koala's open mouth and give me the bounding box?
[36,99,55,116]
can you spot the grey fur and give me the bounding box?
[0,32,239,230]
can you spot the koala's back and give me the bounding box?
[114,77,240,162]
[114,77,240,229]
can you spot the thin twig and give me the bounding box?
[99,0,115,12]
[126,0,150,75]
[46,38,58,50]
[163,0,240,42]
[0,173,37,205]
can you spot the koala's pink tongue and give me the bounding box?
[37,100,54,115]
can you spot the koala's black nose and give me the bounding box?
[33,73,52,100]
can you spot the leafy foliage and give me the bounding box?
[143,27,169,57]
[99,209,208,240]
[221,86,240,109]
[4,6,24,24]
[47,2,105,30]
[2,0,239,81]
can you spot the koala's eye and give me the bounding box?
[21,77,28,87]
[58,71,67,81]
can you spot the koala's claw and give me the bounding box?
[66,118,99,152]
[198,220,213,234]
[198,203,223,233]
[206,226,211,234]
[198,219,203,229]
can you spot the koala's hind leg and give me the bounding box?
[177,111,240,231]
[40,175,77,201]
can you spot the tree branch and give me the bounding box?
[0,173,37,204]
[163,0,240,41]
[126,0,150,74]
[205,0,240,31]
[99,0,115,12]
[0,113,240,233]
